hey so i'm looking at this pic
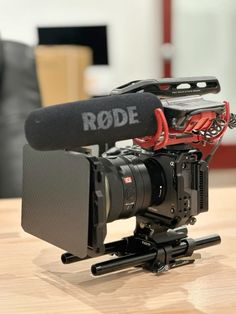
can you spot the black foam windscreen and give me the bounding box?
[25,93,162,151]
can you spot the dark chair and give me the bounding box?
[0,40,41,198]
[0,38,3,91]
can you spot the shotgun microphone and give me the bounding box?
[25,93,162,151]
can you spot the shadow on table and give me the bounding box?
[32,248,233,314]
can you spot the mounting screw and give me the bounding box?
[164,265,170,271]
[170,161,175,167]
[170,207,175,214]
[140,222,146,229]
[189,217,197,225]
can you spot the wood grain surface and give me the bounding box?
[0,169,236,314]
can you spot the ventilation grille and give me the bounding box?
[199,169,208,212]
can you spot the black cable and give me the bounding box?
[204,112,236,163]
[229,113,236,129]
[203,117,226,140]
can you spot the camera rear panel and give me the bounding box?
[22,145,90,258]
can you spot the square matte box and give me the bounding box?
[22,145,90,258]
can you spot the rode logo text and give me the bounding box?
[82,106,140,131]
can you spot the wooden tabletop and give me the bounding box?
[0,169,236,314]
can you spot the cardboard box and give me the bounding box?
[35,45,92,106]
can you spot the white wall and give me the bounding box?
[172,0,236,143]
[0,0,162,92]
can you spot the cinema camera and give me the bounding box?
[22,77,236,276]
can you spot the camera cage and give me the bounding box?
[60,77,227,275]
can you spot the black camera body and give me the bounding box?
[89,145,208,250]
[22,77,234,276]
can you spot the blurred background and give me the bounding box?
[0,0,235,198]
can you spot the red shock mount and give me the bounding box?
[133,101,230,151]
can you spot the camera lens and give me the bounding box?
[100,155,151,222]
[100,154,166,223]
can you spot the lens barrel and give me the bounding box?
[100,154,166,223]
[100,156,150,222]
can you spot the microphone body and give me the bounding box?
[25,93,162,151]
